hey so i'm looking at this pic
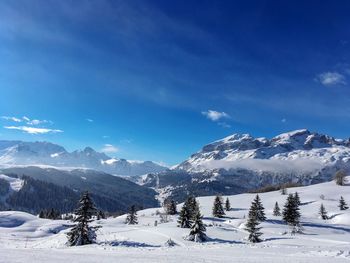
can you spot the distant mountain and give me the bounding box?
[142,129,350,202]
[0,140,167,176]
[0,166,159,213]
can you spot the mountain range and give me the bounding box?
[141,129,350,201]
[0,140,167,176]
[1,129,350,210]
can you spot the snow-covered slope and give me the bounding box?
[1,178,350,262]
[143,129,350,201]
[0,140,167,176]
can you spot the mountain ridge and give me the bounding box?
[142,129,350,202]
[0,140,167,176]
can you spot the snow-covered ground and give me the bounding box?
[1,178,350,262]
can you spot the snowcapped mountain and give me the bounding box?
[142,129,350,201]
[0,140,167,176]
[175,129,350,172]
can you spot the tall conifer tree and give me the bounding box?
[125,205,138,225]
[67,192,99,246]
[245,199,263,243]
[212,195,225,218]
[273,201,281,216]
[187,211,207,242]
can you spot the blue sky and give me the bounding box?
[1,0,350,165]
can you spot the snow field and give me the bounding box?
[0,178,350,262]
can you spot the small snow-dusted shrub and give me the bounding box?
[159,213,170,223]
[164,238,177,247]
[334,170,346,186]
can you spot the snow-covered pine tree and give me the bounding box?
[39,210,45,218]
[67,191,99,246]
[294,192,301,206]
[245,199,263,243]
[225,197,231,211]
[253,194,266,221]
[280,187,287,195]
[165,200,177,215]
[125,205,138,224]
[177,201,192,228]
[282,193,301,233]
[273,201,281,216]
[186,210,207,242]
[212,195,225,218]
[187,196,199,219]
[319,203,328,220]
[97,210,106,220]
[339,196,349,210]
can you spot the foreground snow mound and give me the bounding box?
[0,178,350,262]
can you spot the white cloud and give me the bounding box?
[26,119,50,125]
[2,116,52,126]
[101,144,119,153]
[4,126,63,134]
[1,116,22,122]
[86,118,94,122]
[281,118,287,123]
[22,116,30,122]
[202,159,322,174]
[201,110,230,121]
[316,72,346,86]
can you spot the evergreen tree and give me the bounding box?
[273,201,281,216]
[212,195,225,218]
[280,187,287,195]
[339,196,349,211]
[225,198,231,211]
[165,200,177,215]
[125,205,138,225]
[319,203,328,220]
[39,210,45,218]
[97,210,106,220]
[67,191,98,246]
[282,193,301,232]
[253,194,266,221]
[187,211,207,242]
[187,196,199,219]
[177,201,192,228]
[245,199,263,243]
[294,192,301,206]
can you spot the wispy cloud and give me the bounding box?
[26,119,51,125]
[2,116,52,125]
[316,72,346,86]
[101,144,119,153]
[281,118,287,123]
[202,110,230,121]
[4,126,63,134]
[86,118,94,122]
[1,116,22,122]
